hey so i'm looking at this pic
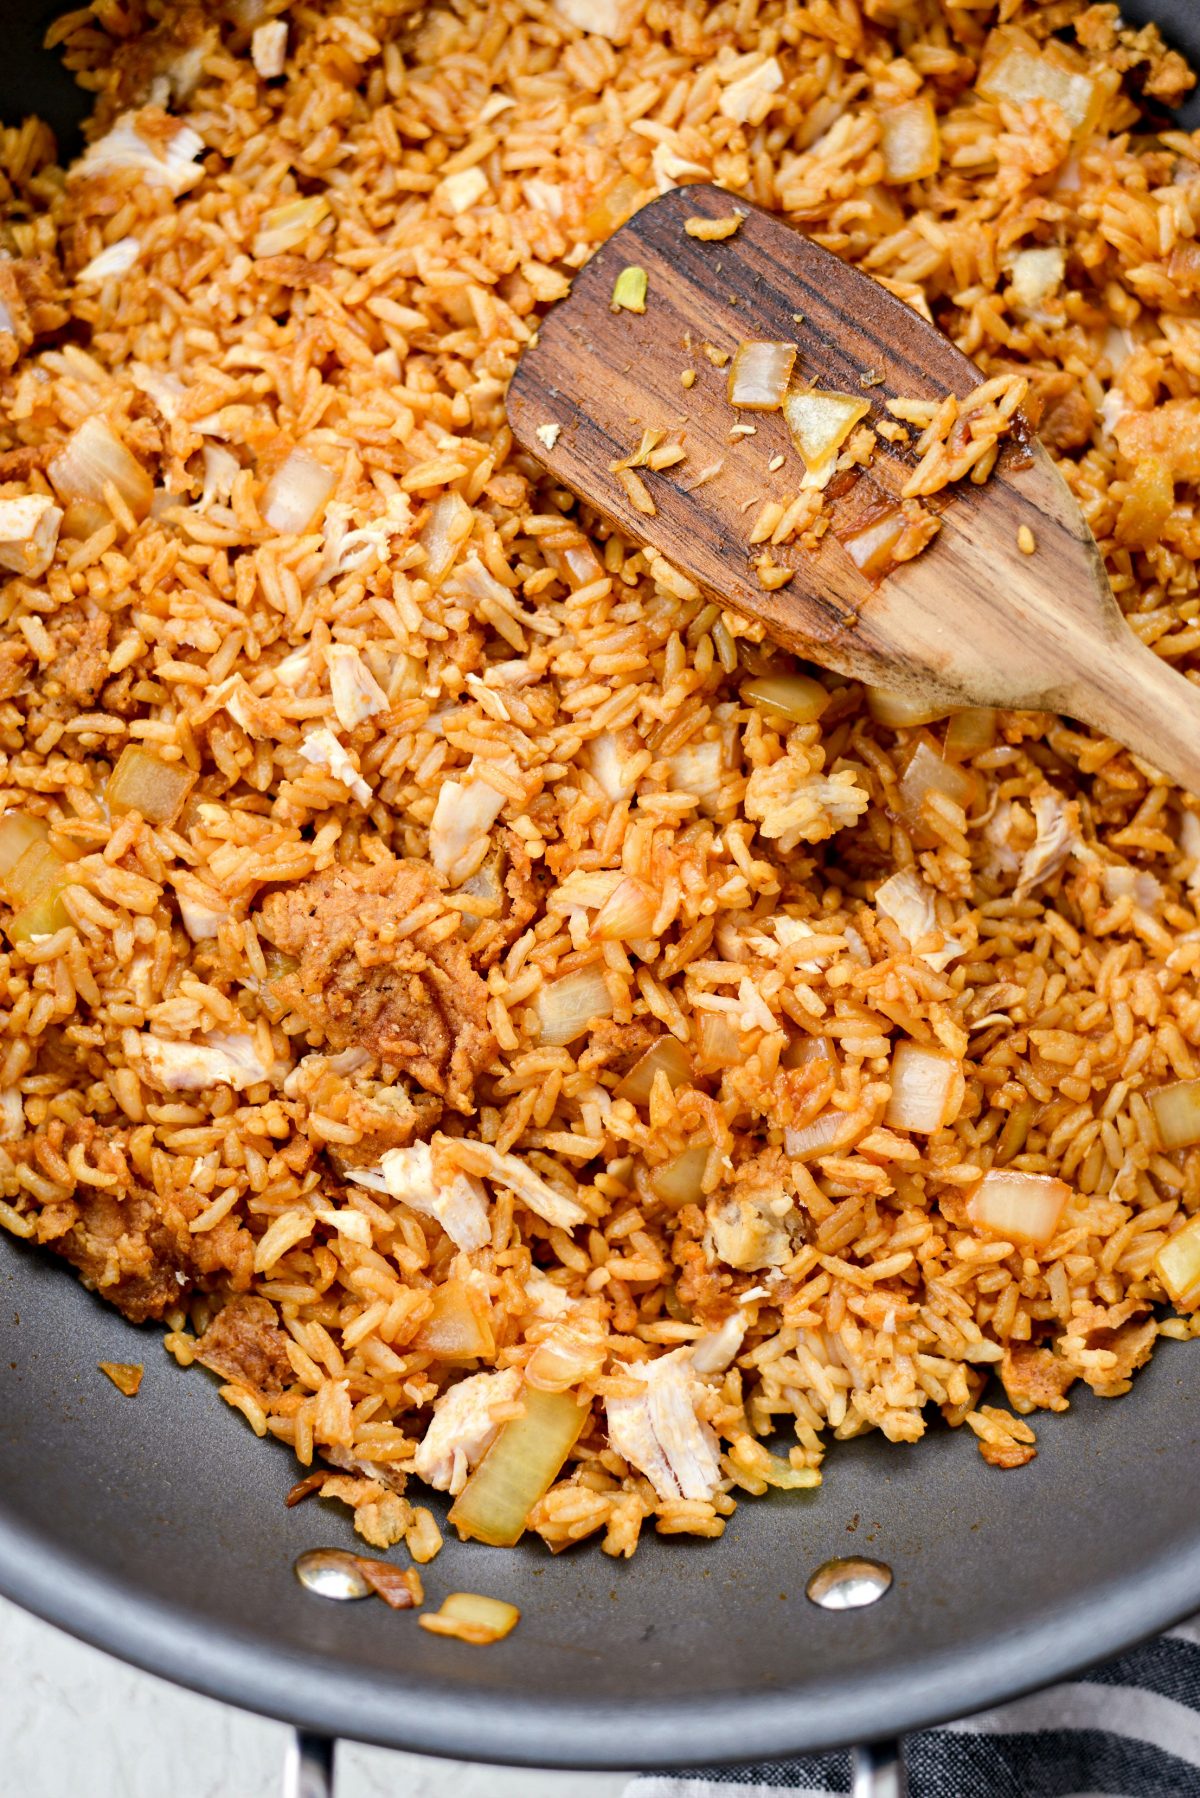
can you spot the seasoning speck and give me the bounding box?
[98,1361,143,1396]
[1017,523,1036,554]
[535,422,561,451]
[859,369,885,387]
[684,212,743,241]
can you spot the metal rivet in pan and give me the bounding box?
[805,1556,893,1611]
[294,1548,373,1601]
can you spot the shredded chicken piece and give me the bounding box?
[251,19,288,78]
[327,644,389,731]
[317,494,410,583]
[196,444,239,514]
[440,1138,588,1231]
[717,55,784,123]
[690,1314,746,1375]
[430,759,514,884]
[346,1138,491,1252]
[554,0,641,40]
[76,109,205,195]
[297,726,373,806]
[522,1271,577,1321]
[606,1351,723,1501]
[0,495,62,579]
[745,744,868,851]
[132,1029,272,1093]
[258,860,495,1110]
[412,1367,522,1495]
[1100,863,1162,910]
[874,868,962,971]
[77,237,140,284]
[587,729,642,802]
[1015,790,1080,900]
[706,1148,798,1272]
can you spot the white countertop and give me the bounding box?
[0,1594,631,1798]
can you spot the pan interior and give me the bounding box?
[2,0,1200,1770]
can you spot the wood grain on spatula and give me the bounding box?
[507,182,1200,796]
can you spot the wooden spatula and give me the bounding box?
[507,182,1200,796]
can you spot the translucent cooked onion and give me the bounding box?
[866,686,957,729]
[613,1036,692,1106]
[1008,246,1065,311]
[416,1279,495,1361]
[550,540,605,589]
[610,264,648,314]
[781,1032,836,1071]
[665,738,726,814]
[1150,1079,1200,1151]
[420,491,473,587]
[48,416,153,521]
[584,173,645,240]
[1155,1214,1200,1310]
[943,708,997,760]
[649,1139,710,1207]
[591,876,657,942]
[782,388,869,471]
[107,746,196,827]
[525,1315,608,1392]
[3,834,78,943]
[253,194,329,258]
[842,507,909,579]
[694,1011,745,1072]
[448,1386,588,1547]
[966,1171,1070,1246]
[885,1042,962,1135]
[262,449,335,535]
[0,813,48,878]
[899,739,976,823]
[727,341,797,411]
[880,95,940,183]
[977,30,1100,137]
[534,965,615,1046]
[60,499,113,540]
[419,1592,521,1643]
[784,1109,851,1157]
[741,673,829,724]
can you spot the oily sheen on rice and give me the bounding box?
[0,0,1197,1563]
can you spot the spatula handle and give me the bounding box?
[1063,632,1200,799]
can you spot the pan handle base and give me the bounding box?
[283,1730,335,1798]
[853,1738,906,1798]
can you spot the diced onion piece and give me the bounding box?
[416,1279,495,1361]
[583,174,645,241]
[61,499,113,540]
[591,876,657,942]
[419,1592,521,1644]
[420,491,473,587]
[649,1139,710,1207]
[549,540,605,589]
[1150,1078,1200,1151]
[966,1171,1070,1247]
[1154,1214,1200,1310]
[107,745,195,827]
[781,1033,836,1071]
[899,739,976,823]
[943,708,997,760]
[525,1315,607,1392]
[8,887,73,942]
[842,506,908,579]
[885,1042,962,1135]
[263,450,335,535]
[0,814,48,878]
[880,95,940,183]
[1008,246,1064,311]
[694,1011,745,1072]
[782,389,869,472]
[253,195,329,259]
[664,738,726,814]
[534,966,615,1046]
[610,265,648,314]
[48,416,153,521]
[727,341,797,411]
[784,1110,852,1157]
[977,31,1100,138]
[4,838,73,910]
[866,686,957,729]
[613,1036,692,1106]
[448,1386,588,1547]
[741,673,829,724]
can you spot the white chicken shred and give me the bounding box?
[251,20,288,78]
[297,727,373,806]
[345,1139,492,1253]
[133,1030,272,1093]
[606,1351,723,1501]
[429,759,514,884]
[441,1139,589,1232]
[327,644,389,731]
[875,868,962,972]
[412,1368,522,1495]
[1015,790,1080,900]
[76,237,140,284]
[717,55,784,124]
[77,112,205,195]
[0,496,62,579]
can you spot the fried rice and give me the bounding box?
[0,0,1198,1563]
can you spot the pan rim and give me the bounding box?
[3,1503,1200,1769]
